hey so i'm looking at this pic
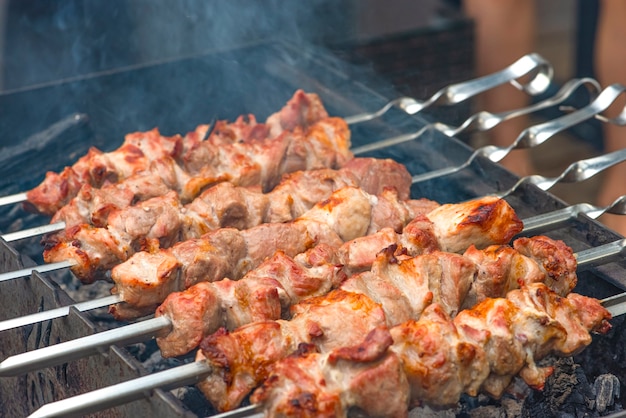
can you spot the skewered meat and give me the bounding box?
[463,234,577,307]
[251,284,611,417]
[25,90,332,216]
[109,192,521,319]
[193,234,576,411]
[156,233,569,359]
[24,128,200,216]
[107,186,439,318]
[49,156,413,233]
[48,185,407,285]
[42,158,414,276]
[156,244,345,358]
[196,289,387,411]
[44,112,351,232]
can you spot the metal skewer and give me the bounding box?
[0,192,29,207]
[521,194,626,234]
[345,53,553,124]
[27,360,214,418]
[0,260,75,283]
[0,294,121,333]
[23,280,626,418]
[4,238,626,379]
[411,83,626,184]
[352,77,598,155]
[0,315,171,377]
[494,147,626,199]
[1,222,66,243]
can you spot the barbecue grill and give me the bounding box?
[2,40,626,417]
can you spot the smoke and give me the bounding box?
[1,0,355,91]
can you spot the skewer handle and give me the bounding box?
[28,361,212,418]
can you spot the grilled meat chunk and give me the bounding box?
[251,284,611,417]
[426,195,523,253]
[24,128,196,215]
[252,328,409,418]
[42,158,415,280]
[26,90,331,215]
[156,245,345,358]
[196,290,387,411]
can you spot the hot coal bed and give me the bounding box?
[1,41,626,417]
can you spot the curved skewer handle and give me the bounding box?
[345,53,553,124]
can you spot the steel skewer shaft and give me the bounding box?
[0,315,171,377]
[575,238,626,270]
[0,294,122,333]
[0,192,28,207]
[27,360,212,418]
[0,260,75,283]
[2,222,66,243]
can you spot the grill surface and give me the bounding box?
[1,40,626,417]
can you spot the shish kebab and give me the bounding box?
[41,157,413,283]
[22,89,346,217]
[23,245,616,418]
[250,283,611,417]
[0,232,576,377]
[0,53,552,214]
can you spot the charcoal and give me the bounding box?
[593,374,620,413]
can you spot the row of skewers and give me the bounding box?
[1,54,626,416]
